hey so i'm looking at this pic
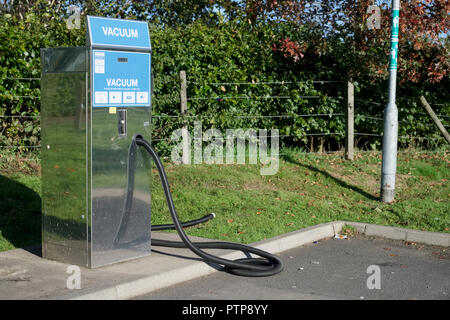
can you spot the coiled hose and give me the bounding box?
[116,134,284,277]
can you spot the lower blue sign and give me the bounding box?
[92,50,151,107]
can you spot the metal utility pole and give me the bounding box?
[381,0,400,203]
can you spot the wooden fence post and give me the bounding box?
[419,96,450,145]
[180,71,190,164]
[345,80,355,160]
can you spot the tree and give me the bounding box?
[239,0,449,85]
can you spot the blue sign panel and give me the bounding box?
[92,50,151,107]
[87,16,151,50]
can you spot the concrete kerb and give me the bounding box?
[70,259,221,300]
[340,221,450,247]
[63,221,449,300]
[66,221,339,300]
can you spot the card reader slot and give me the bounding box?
[118,109,127,136]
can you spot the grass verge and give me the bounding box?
[0,149,448,251]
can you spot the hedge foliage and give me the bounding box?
[0,9,448,155]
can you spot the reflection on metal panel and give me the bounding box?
[41,48,88,266]
[41,47,87,73]
[91,107,151,267]
[41,47,152,268]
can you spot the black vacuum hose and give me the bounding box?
[113,136,216,240]
[133,134,284,277]
[151,213,216,231]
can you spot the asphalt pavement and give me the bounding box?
[133,234,449,300]
[1,221,448,300]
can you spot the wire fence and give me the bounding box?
[2,111,449,120]
[187,80,341,85]
[1,76,449,162]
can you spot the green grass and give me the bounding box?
[0,149,449,251]
[151,150,449,244]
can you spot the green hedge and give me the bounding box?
[0,13,448,156]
